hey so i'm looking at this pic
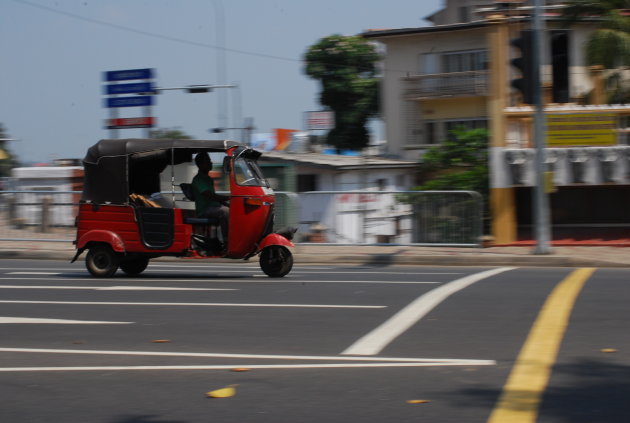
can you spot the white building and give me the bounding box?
[10,166,83,226]
[260,151,418,243]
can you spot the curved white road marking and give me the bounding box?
[342,267,516,356]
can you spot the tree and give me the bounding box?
[304,35,380,151]
[0,123,17,177]
[416,127,489,197]
[149,127,193,139]
[563,0,630,68]
[562,0,630,102]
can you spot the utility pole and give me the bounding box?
[532,0,552,254]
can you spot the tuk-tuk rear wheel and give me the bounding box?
[120,257,149,276]
[259,245,293,278]
[86,245,119,278]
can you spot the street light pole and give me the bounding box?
[211,0,228,133]
[532,0,552,254]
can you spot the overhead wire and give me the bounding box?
[10,0,404,75]
[11,0,298,63]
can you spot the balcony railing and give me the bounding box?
[403,70,489,99]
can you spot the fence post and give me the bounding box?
[40,197,51,233]
[7,195,16,224]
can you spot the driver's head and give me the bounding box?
[195,152,212,171]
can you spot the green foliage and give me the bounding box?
[304,35,380,150]
[562,0,630,101]
[562,1,630,102]
[585,26,630,68]
[149,127,193,139]
[0,123,17,177]
[416,127,489,197]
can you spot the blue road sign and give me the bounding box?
[104,68,154,82]
[105,96,154,108]
[105,82,154,95]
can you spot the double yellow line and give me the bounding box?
[487,268,596,423]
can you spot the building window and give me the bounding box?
[425,121,438,145]
[458,6,469,23]
[297,174,317,192]
[441,50,488,73]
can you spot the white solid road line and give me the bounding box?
[0,285,235,291]
[0,347,496,372]
[0,317,132,324]
[0,300,385,309]
[0,277,439,285]
[0,347,488,363]
[0,361,496,372]
[1,266,464,276]
[342,267,516,356]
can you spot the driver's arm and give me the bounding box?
[201,189,230,203]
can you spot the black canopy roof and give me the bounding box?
[83,138,240,164]
[81,138,243,205]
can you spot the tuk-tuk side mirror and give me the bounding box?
[222,156,231,174]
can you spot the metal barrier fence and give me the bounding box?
[296,191,483,247]
[0,190,483,247]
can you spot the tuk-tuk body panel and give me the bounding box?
[76,204,192,254]
[225,185,275,258]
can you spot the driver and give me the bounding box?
[192,152,230,242]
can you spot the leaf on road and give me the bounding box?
[600,348,618,353]
[407,399,430,404]
[151,339,171,343]
[207,385,238,398]
[230,368,250,372]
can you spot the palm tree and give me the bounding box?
[562,1,630,102]
[562,0,630,68]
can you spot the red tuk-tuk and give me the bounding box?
[73,138,295,277]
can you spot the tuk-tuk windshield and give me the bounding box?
[234,157,269,187]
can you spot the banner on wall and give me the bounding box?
[546,113,616,146]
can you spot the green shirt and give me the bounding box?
[192,172,220,216]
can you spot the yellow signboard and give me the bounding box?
[546,113,616,146]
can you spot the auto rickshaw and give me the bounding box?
[72,138,295,277]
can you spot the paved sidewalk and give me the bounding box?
[0,241,628,268]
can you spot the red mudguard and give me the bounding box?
[76,230,126,252]
[257,233,294,253]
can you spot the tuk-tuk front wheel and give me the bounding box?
[259,245,293,278]
[120,257,149,276]
[86,245,119,278]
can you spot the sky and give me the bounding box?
[1,0,441,163]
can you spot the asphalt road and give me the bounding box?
[0,259,628,423]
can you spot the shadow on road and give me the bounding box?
[361,249,410,268]
[110,416,187,423]
[456,358,630,423]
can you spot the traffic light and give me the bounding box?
[551,30,570,103]
[510,30,535,105]
[187,85,212,93]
